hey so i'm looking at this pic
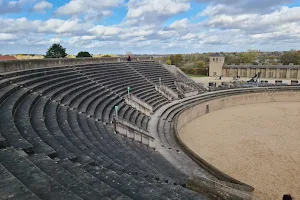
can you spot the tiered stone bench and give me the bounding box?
[0,61,206,200]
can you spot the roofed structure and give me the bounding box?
[0,55,17,61]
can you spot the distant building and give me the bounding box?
[209,53,225,77]
[14,54,44,60]
[0,56,17,61]
[209,54,300,79]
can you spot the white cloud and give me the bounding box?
[89,25,121,36]
[55,0,123,20]
[205,6,300,31]
[169,18,189,29]
[180,33,197,40]
[81,35,97,40]
[121,28,155,38]
[32,1,52,13]
[157,30,179,38]
[131,36,147,42]
[1,0,300,54]
[34,38,62,45]
[125,0,190,25]
[0,17,92,34]
[0,0,29,14]
[0,33,17,41]
[197,0,294,15]
[38,19,92,34]
[0,17,39,33]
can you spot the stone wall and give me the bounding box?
[222,65,300,79]
[125,94,153,116]
[115,119,155,148]
[161,64,179,76]
[187,176,248,200]
[155,84,179,100]
[0,57,153,73]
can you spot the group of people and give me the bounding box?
[233,75,241,81]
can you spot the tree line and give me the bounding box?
[165,50,300,76]
[44,43,110,58]
[44,43,300,74]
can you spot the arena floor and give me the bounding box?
[180,102,300,199]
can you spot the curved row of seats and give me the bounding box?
[130,62,180,92]
[0,62,206,200]
[73,62,170,111]
[130,62,208,96]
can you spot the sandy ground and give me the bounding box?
[180,102,300,199]
[192,76,300,86]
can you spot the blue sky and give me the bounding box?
[0,0,300,55]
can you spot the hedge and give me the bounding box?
[180,67,207,75]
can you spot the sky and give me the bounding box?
[0,0,300,55]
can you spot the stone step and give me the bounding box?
[0,162,40,200]
[0,147,81,200]
[28,154,110,200]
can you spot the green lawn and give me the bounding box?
[187,74,208,78]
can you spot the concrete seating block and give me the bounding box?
[134,131,142,142]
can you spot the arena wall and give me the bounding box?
[0,57,153,73]
[177,90,300,131]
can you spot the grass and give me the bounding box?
[187,74,208,78]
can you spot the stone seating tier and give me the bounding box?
[0,61,206,200]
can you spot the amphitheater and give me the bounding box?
[0,57,299,200]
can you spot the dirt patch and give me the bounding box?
[180,102,300,199]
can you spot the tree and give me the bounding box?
[280,51,300,65]
[102,55,111,57]
[268,55,278,65]
[166,59,172,65]
[258,54,268,64]
[238,51,258,64]
[76,51,92,58]
[225,54,240,65]
[194,61,205,68]
[169,54,183,67]
[45,44,67,58]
